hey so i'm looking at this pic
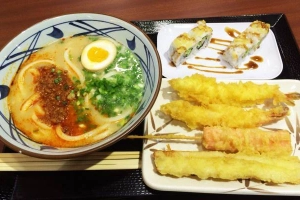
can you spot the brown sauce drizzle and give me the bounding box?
[225,27,241,38]
[183,62,243,74]
[183,62,225,69]
[208,38,230,54]
[210,38,231,46]
[169,62,176,67]
[244,61,258,69]
[250,56,263,62]
[208,47,225,54]
[195,56,220,62]
[187,65,243,74]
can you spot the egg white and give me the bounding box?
[81,39,117,71]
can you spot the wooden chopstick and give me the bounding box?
[0,151,141,171]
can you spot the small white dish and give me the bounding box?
[142,78,300,195]
[157,22,282,79]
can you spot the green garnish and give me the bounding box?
[54,77,62,84]
[88,36,99,41]
[78,45,144,117]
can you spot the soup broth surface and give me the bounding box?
[8,36,144,147]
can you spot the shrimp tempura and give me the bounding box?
[160,100,289,129]
[169,74,298,106]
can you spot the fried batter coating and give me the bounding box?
[202,126,292,155]
[160,100,289,129]
[169,74,295,106]
[153,150,300,184]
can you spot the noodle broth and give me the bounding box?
[8,36,145,147]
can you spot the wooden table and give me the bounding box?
[1,0,300,50]
[0,0,300,199]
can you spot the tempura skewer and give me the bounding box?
[160,100,289,129]
[128,126,292,155]
[169,74,300,106]
[202,126,292,155]
[153,150,300,184]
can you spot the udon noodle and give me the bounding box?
[8,36,145,147]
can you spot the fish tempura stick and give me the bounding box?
[153,150,300,184]
[169,74,298,106]
[160,100,289,129]
[202,126,292,155]
[128,127,291,155]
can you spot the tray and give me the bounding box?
[1,13,300,199]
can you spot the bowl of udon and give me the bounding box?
[0,13,162,159]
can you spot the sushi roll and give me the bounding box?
[189,20,213,54]
[221,20,270,68]
[168,20,213,66]
[168,33,196,66]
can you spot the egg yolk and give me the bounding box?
[87,47,109,62]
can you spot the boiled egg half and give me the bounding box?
[81,39,117,71]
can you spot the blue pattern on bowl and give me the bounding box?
[0,14,161,158]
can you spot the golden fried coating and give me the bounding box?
[160,100,289,129]
[154,74,300,184]
[169,74,295,106]
[153,150,300,184]
[202,126,292,155]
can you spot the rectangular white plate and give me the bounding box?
[142,78,300,196]
[157,22,283,79]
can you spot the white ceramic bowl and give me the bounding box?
[0,13,162,158]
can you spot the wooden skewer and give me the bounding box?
[127,134,202,141]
